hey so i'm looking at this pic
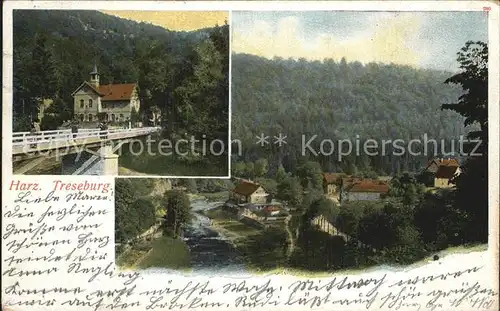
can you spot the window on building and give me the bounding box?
[119,114,124,121]
[88,114,93,122]
[111,114,116,122]
[80,99,84,108]
[89,99,93,108]
[79,114,84,122]
[105,114,109,121]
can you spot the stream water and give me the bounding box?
[183,199,247,274]
[141,199,249,276]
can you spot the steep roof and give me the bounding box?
[427,158,460,168]
[71,81,104,97]
[323,173,347,184]
[347,180,390,193]
[436,165,459,179]
[233,181,263,196]
[341,177,364,187]
[99,83,137,101]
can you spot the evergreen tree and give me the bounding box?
[26,32,58,117]
[276,164,288,182]
[277,176,303,207]
[163,190,191,238]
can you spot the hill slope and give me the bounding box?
[231,53,466,173]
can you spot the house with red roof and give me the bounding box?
[425,157,460,173]
[341,179,390,202]
[323,173,373,203]
[71,64,140,124]
[231,180,269,204]
[323,172,347,197]
[424,157,461,188]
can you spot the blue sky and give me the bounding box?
[231,11,488,72]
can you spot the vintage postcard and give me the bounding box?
[2,1,499,311]
[9,9,230,177]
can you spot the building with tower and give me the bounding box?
[71,64,140,124]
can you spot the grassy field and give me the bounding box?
[198,191,229,201]
[117,236,191,271]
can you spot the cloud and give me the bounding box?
[232,13,426,67]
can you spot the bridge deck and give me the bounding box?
[12,127,161,156]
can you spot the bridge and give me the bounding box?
[12,127,161,175]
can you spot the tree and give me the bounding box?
[179,179,197,193]
[277,176,303,207]
[132,198,157,232]
[255,177,278,199]
[114,180,156,245]
[42,97,72,129]
[296,161,323,191]
[174,37,227,141]
[115,180,137,243]
[244,162,255,179]
[441,41,488,242]
[303,197,338,224]
[335,201,367,237]
[232,162,246,178]
[442,41,488,140]
[414,192,467,251]
[388,173,425,207]
[28,32,57,101]
[276,164,288,182]
[163,190,191,238]
[254,158,269,177]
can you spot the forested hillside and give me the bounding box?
[13,10,229,143]
[231,53,467,175]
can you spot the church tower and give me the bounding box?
[90,63,100,88]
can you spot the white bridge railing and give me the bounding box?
[12,126,161,147]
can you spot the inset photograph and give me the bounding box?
[11,10,229,177]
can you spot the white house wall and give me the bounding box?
[345,192,381,201]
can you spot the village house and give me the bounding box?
[230,180,269,204]
[341,179,389,202]
[71,64,140,124]
[323,173,371,203]
[424,157,461,188]
[425,157,460,173]
[434,165,461,188]
[323,173,347,196]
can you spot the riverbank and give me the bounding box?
[203,207,261,245]
[116,235,191,271]
[188,191,229,202]
[203,207,289,272]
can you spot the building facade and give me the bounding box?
[72,65,140,123]
[342,180,389,202]
[434,166,461,188]
[231,180,269,204]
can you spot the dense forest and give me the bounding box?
[231,53,469,175]
[13,10,229,143]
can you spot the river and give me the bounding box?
[184,199,247,274]
[141,198,249,276]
